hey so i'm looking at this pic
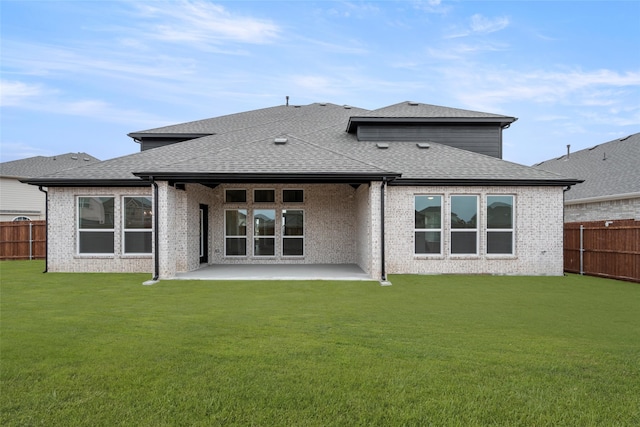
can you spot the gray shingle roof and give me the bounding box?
[23,102,578,187]
[363,101,516,119]
[1,152,100,178]
[533,132,640,201]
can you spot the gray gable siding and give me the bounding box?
[356,124,502,158]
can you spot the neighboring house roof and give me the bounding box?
[1,153,100,179]
[533,133,640,202]
[23,102,578,187]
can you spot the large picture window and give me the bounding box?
[123,196,152,254]
[225,209,247,256]
[78,197,115,254]
[254,209,275,256]
[415,195,442,255]
[283,210,304,256]
[450,195,478,255]
[487,195,514,255]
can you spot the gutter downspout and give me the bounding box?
[38,186,48,273]
[380,178,391,285]
[151,178,160,281]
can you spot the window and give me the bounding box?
[450,195,478,255]
[225,189,246,203]
[283,210,304,256]
[415,195,442,255]
[12,216,31,221]
[254,209,275,256]
[487,195,514,255]
[254,189,275,203]
[283,189,304,203]
[123,197,152,254]
[225,209,247,256]
[78,197,114,254]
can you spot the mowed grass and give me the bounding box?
[1,261,639,426]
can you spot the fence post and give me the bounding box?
[579,225,584,275]
[29,222,33,260]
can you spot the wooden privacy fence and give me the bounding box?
[0,220,46,261]
[564,219,640,282]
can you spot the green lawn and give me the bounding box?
[1,261,639,426]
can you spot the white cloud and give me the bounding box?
[0,80,49,107]
[446,14,510,38]
[470,14,509,34]
[133,0,281,47]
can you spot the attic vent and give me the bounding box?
[294,105,301,108]
[319,103,327,106]
[417,142,430,149]
[408,101,419,106]
[71,155,78,160]
[274,137,288,145]
[376,143,389,149]
[588,145,600,151]
[343,105,351,109]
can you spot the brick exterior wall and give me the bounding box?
[564,197,640,223]
[47,186,153,273]
[384,185,565,276]
[46,183,565,278]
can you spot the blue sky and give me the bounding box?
[2,0,639,166]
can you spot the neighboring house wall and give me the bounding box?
[0,177,45,221]
[47,186,153,273]
[384,185,565,276]
[564,196,640,223]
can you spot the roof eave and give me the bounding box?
[132,171,402,184]
[21,178,149,187]
[390,178,583,187]
[346,116,517,133]
[127,132,214,142]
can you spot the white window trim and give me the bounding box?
[282,209,304,257]
[486,194,516,257]
[122,196,153,256]
[224,208,247,257]
[414,195,443,256]
[450,195,479,257]
[77,196,115,256]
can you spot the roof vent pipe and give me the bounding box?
[566,144,570,159]
[286,96,289,106]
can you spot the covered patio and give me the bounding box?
[172,264,373,281]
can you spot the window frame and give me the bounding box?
[224,209,248,257]
[486,194,515,256]
[282,209,304,257]
[254,189,275,203]
[253,208,276,257]
[283,189,304,203]
[450,195,479,256]
[77,196,115,256]
[414,195,442,256]
[122,196,153,255]
[225,189,247,203]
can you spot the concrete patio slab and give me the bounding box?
[172,264,373,281]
